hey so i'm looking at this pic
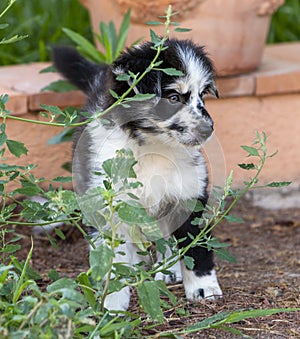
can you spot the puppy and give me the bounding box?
[52,38,222,311]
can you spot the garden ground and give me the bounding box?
[15,193,300,338]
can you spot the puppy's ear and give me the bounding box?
[52,46,108,94]
[210,84,219,98]
[112,45,162,96]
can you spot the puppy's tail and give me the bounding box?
[52,46,109,95]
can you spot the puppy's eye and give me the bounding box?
[168,94,180,103]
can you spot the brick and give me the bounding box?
[255,59,300,96]
[207,94,300,186]
[1,62,61,94]
[216,74,255,98]
[29,90,86,111]
[255,43,300,96]
[0,85,27,115]
[264,42,300,63]
[4,111,73,191]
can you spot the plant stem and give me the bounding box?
[0,0,16,19]
[99,200,117,312]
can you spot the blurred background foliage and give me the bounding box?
[0,0,299,66]
[267,0,300,43]
[0,0,92,65]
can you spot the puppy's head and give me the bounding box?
[52,39,218,146]
[112,39,218,146]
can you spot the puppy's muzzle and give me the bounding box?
[199,121,214,140]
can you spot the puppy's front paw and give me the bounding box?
[104,286,130,311]
[155,260,182,284]
[183,269,222,301]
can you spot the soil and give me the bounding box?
[12,196,300,338]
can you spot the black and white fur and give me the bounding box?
[53,39,222,311]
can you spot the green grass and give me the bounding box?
[0,0,92,65]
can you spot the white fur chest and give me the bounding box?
[86,122,208,215]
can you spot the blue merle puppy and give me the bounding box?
[53,38,222,311]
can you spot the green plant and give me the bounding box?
[62,8,133,64]
[1,3,299,338]
[267,0,300,43]
[0,0,92,65]
[0,0,27,46]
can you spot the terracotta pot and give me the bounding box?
[80,0,284,76]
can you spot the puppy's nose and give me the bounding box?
[200,122,214,140]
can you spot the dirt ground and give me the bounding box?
[14,196,300,338]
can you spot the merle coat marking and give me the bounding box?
[53,39,222,311]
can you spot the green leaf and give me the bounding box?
[77,187,107,228]
[117,201,155,225]
[0,244,21,254]
[155,280,177,306]
[224,215,244,223]
[155,238,167,256]
[266,181,291,187]
[137,281,164,322]
[0,24,9,30]
[215,248,237,263]
[183,255,195,270]
[6,139,28,158]
[0,124,7,146]
[48,269,59,281]
[40,104,64,116]
[146,21,162,26]
[150,29,162,46]
[47,277,77,293]
[0,34,28,45]
[12,241,37,303]
[52,176,73,183]
[15,184,42,197]
[181,311,233,332]
[21,199,49,221]
[48,128,75,145]
[62,161,72,173]
[39,65,57,73]
[184,199,204,212]
[113,263,136,278]
[174,27,192,32]
[207,238,231,250]
[90,244,114,281]
[100,22,114,63]
[41,79,76,92]
[63,27,104,63]
[159,68,184,76]
[125,93,155,102]
[0,164,25,171]
[116,73,131,81]
[109,89,119,99]
[220,308,300,325]
[241,145,260,157]
[54,228,65,240]
[77,272,97,309]
[103,149,137,182]
[238,163,256,170]
[180,307,300,335]
[127,192,140,200]
[115,9,131,58]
